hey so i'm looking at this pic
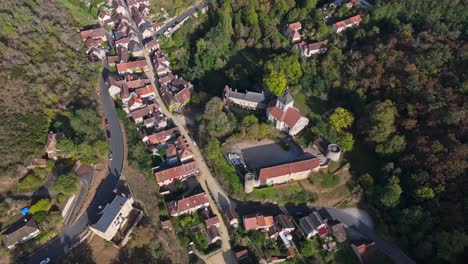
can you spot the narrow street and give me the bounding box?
[120,2,236,261]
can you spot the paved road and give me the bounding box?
[25,66,124,264]
[64,165,94,226]
[153,2,209,37]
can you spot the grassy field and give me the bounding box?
[319,172,340,188]
[291,91,328,117]
[246,182,317,205]
[56,0,96,26]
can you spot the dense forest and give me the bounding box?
[162,0,467,262]
[0,0,104,176]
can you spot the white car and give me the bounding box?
[40,258,50,264]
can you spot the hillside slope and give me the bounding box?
[0,0,100,176]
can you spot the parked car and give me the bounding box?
[105,118,109,127]
[109,153,113,160]
[40,258,50,264]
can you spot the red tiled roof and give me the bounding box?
[159,74,175,84]
[107,55,119,64]
[135,84,155,96]
[115,37,131,45]
[205,216,219,228]
[129,105,152,120]
[84,37,104,49]
[147,128,179,145]
[126,78,150,89]
[287,246,296,257]
[288,22,301,31]
[127,96,142,108]
[267,106,284,121]
[334,14,363,29]
[154,161,200,185]
[174,87,191,103]
[334,21,346,29]
[306,41,328,51]
[176,136,193,160]
[243,215,274,230]
[169,192,208,215]
[318,226,328,237]
[80,28,107,40]
[283,107,304,128]
[354,240,379,263]
[116,60,148,73]
[235,249,249,260]
[258,158,321,180]
[267,106,305,128]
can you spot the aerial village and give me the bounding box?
[1,1,386,264]
[77,0,380,262]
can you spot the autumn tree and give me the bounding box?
[329,107,354,132]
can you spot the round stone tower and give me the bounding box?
[244,173,257,194]
[325,144,341,162]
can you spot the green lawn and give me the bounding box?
[247,183,317,205]
[319,173,340,188]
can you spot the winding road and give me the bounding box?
[153,2,209,37]
[25,67,124,264]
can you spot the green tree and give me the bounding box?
[365,100,398,144]
[298,240,316,257]
[329,107,354,132]
[433,231,468,263]
[202,97,237,137]
[32,211,47,223]
[375,135,406,156]
[30,199,52,214]
[379,176,402,207]
[263,67,287,96]
[415,187,435,200]
[52,172,78,194]
[335,131,354,152]
[358,173,374,189]
[70,109,102,144]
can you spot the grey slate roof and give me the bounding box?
[274,214,295,230]
[226,89,269,104]
[2,218,39,248]
[329,219,347,242]
[92,196,130,232]
[299,211,325,235]
[278,89,294,105]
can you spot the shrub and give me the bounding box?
[32,211,47,223]
[56,193,65,204]
[36,230,55,243]
[52,172,78,194]
[17,174,43,192]
[30,199,51,214]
